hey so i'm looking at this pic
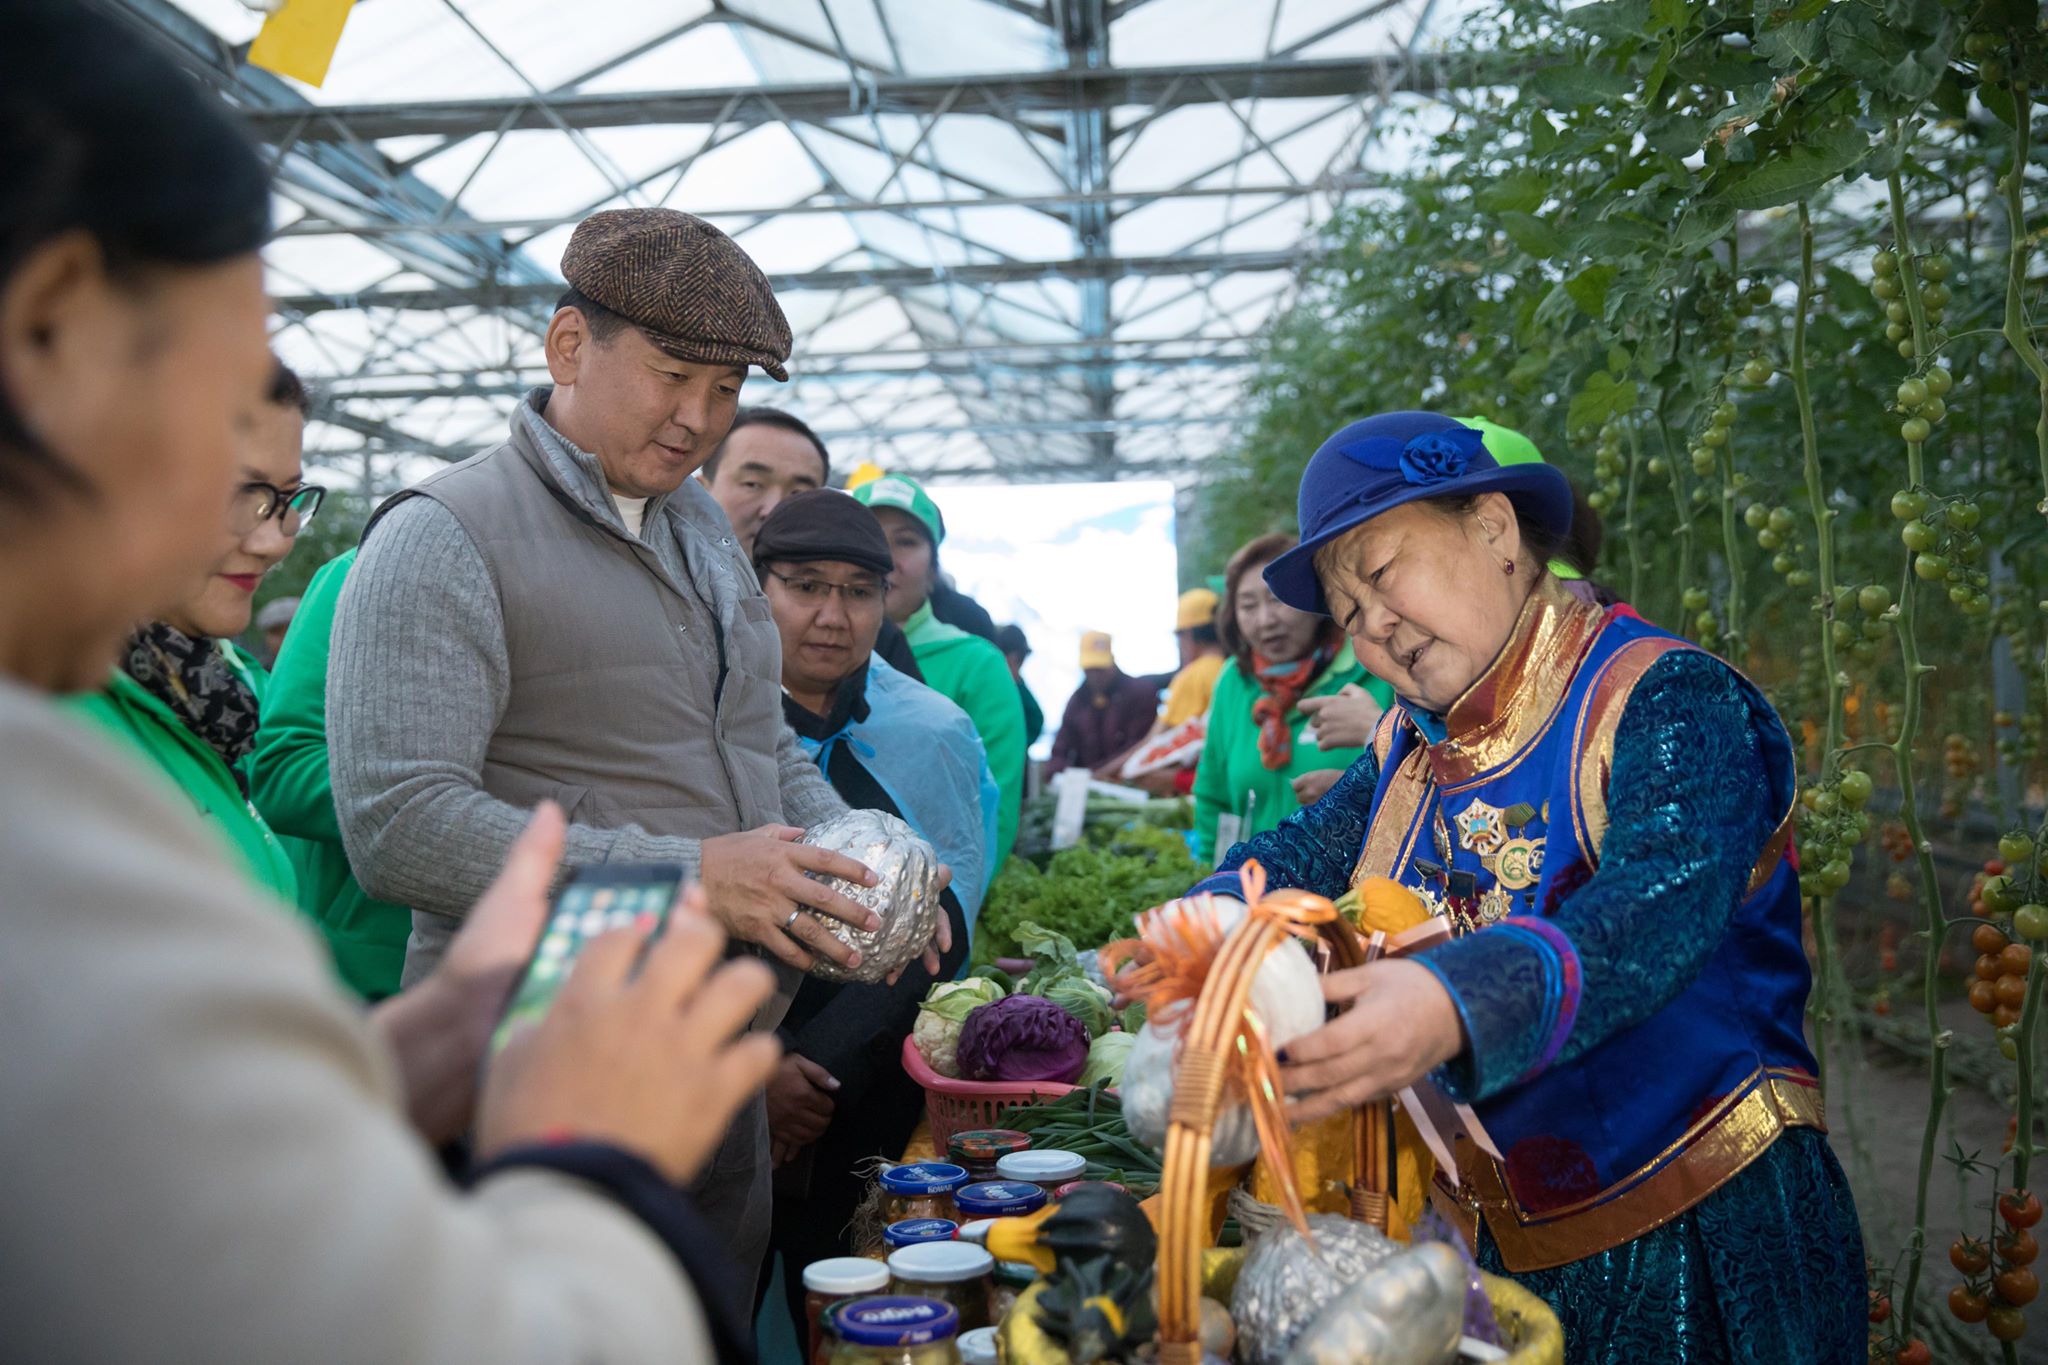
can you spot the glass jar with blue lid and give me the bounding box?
[952,1180,1047,1220]
[879,1162,971,1223]
[829,1296,962,1365]
[883,1218,960,1251]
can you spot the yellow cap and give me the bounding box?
[1078,631,1114,669]
[844,461,887,491]
[1175,587,1219,631]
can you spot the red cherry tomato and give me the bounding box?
[1996,1265,2039,1306]
[1981,954,2008,982]
[2003,1189,2044,1228]
[1870,1290,1892,1323]
[1952,1285,1991,1322]
[2000,1228,2039,1266]
[1956,1236,1994,1273]
[1998,974,2030,1008]
[1987,1304,2027,1341]
[1977,923,2012,955]
[1971,980,2001,1014]
[1896,1337,1933,1365]
[2002,943,2035,976]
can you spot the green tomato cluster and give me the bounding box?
[1586,419,1628,516]
[1870,250,1952,361]
[1894,362,1954,445]
[1825,581,1893,667]
[1743,502,1814,590]
[1798,768,1875,899]
[1892,487,1992,614]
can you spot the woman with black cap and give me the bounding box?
[1178,412,1863,1364]
[749,489,998,1332]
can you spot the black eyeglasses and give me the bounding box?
[765,570,883,606]
[231,481,326,537]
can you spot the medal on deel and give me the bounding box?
[1453,798,1507,856]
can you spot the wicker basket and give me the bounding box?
[999,1269,1564,1365]
[900,1036,1078,1151]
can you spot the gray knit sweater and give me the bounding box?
[327,400,846,922]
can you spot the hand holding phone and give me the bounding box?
[477,881,783,1186]
[490,865,686,1057]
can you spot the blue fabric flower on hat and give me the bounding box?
[1399,426,1487,486]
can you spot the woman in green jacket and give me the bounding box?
[1191,531,1393,864]
[853,474,1028,868]
[66,364,322,906]
[252,547,410,1000]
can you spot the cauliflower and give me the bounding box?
[912,977,1005,1078]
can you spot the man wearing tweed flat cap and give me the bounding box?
[329,208,948,1294]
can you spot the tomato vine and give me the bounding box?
[1186,0,2048,1356]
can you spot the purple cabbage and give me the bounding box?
[956,994,1091,1083]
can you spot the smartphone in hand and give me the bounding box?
[490,864,687,1057]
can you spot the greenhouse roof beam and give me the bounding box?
[268,246,1313,315]
[234,54,1494,143]
[273,175,1379,237]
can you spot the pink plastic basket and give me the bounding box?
[900,1035,1077,1151]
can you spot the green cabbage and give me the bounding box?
[1044,976,1115,1037]
[1078,1030,1136,1088]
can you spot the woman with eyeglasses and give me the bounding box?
[64,365,324,903]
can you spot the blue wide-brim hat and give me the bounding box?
[1263,411,1574,616]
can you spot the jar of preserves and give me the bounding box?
[951,1181,1046,1222]
[987,1261,1038,1324]
[829,1296,961,1365]
[1052,1180,1128,1201]
[886,1241,997,1333]
[804,1259,892,1365]
[879,1163,971,1223]
[995,1150,1086,1193]
[957,1326,1000,1365]
[883,1219,960,1252]
[946,1129,1032,1182]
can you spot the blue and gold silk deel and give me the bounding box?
[1349,578,1820,1271]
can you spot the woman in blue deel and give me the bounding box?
[1189,411,1862,1364]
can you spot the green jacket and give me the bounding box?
[1190,642,1391,864]
[250,549,409,1001]
[904,601,1027,868]
[65,643,299,906]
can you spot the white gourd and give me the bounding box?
[1120,895,1326,1166]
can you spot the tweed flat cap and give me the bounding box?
[561,208,792,381]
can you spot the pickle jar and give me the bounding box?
[987,1260,1039,1324]
[957,1326,1000,1365]
[1052,1180,1128,1201]
[804,1259,891,1365]
[829,1296,962,1365]
[886,1240,997,1333]
[951,1181,1046,1222]
[883,1219,960,1253]
[946,1129,1032,1182]
[879,1163,971,1223]
[995,1150,1086,1193]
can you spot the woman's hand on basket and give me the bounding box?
[1277,960,1465,1122]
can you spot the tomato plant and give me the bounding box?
[1186,0,2048,1352]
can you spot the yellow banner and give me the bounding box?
[247,0,358,88]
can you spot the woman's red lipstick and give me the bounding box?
[220,573,261,593]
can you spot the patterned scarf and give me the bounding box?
[124,623,261,792]
[1250,638,1339,771]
